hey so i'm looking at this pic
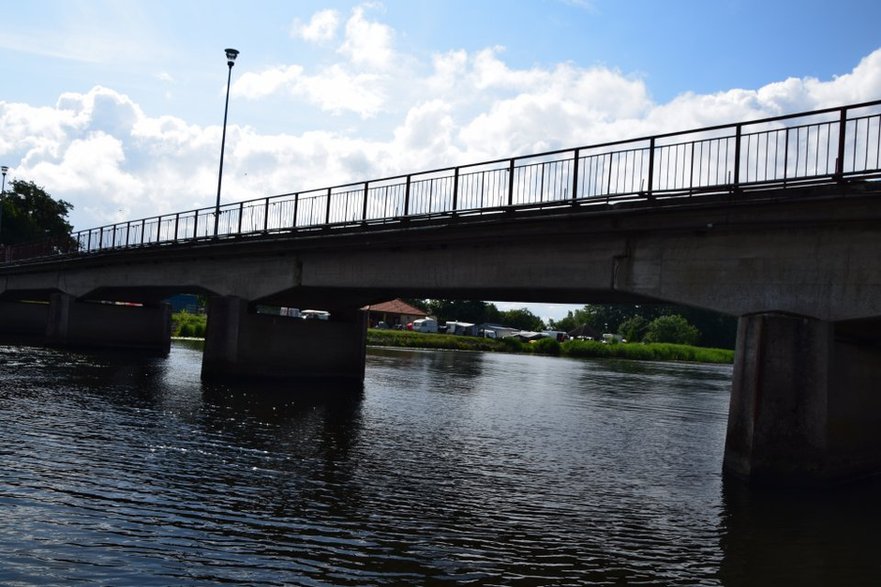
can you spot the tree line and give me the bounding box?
[406,299,737,349]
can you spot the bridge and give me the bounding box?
[3,100,881,487]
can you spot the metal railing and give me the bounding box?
[4,99,881,264]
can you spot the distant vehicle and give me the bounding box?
[602,333,625,343]
[412,318,438,333]
[445,321,478,336]
[301,310,330,320]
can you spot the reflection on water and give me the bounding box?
[0,343,880,584]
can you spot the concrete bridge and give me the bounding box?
[3,100,881,487]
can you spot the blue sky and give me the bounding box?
[2,0,881,320]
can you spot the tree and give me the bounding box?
[0,179,74,247]
[619,315,650,342]
[643,314,700,345]
[498,307,545,331]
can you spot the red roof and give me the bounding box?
[368,299,427,317]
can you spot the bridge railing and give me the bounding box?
[4,100,881,263]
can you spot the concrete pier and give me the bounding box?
[201,296,367,383]
[723,313,881,486]
[45,293,171,355]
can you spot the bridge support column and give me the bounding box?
[201,296,367,384]
[0,300,50,344]
[45,293,171,355]
[724,312,881,486]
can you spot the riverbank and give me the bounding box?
[367,329,734,364]
[170,313,733,364]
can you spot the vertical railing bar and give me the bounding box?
[836,106,848,177]
[263,197,270,232]
[571,149,580,203]
[452,168,459,213]
[324,188,332,225]
[193,210,199,240]
[647,138,655,197]
[404,175,411,217]
[507,158,515,207]
[733,124,742,189]
[362,182,369,222]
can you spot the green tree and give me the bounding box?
[0,179,74,248]
[498,307,545,331]
[619,315,650,342]
[644,314,700,345]
[425,299,496,325]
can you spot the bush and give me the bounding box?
[644,315,700,346]
[530,337,561,356]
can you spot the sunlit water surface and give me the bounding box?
[2,342,881,585]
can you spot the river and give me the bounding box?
[1,341,880,585]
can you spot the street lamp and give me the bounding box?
[0,165,8,244]
[214,47,239,237]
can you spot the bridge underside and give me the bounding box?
[4,186,881,486]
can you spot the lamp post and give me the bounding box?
[0,165,7,244]
[214,48,239,237]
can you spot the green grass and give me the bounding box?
[368,329,734,364]
[172,311,207,338]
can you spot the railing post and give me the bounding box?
[126,221,131,247]
[646,138,655,199]
[325,187,332,225]
[238,202,244,234]
[452,167,459,212]
[173,214,179,242]
[87,229,92,252]
[263,197,270,233]
[733,124,742,189]
[404,176,411,217]
[140,219,146,245]
[293,193,299,229]
[507,158,515,206]
[571,149,580,203]
[111,224,117,248]
[835,106,848,179]
[99,226,104,250]
[362,182,369,222]
[193,209,199,240]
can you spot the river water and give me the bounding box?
[1,341,880,586]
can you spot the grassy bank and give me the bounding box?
[172,311,207,338]
[368,329,734,364]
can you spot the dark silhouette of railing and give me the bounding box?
[4,99,881,264]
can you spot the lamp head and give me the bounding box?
[225,48,239,67]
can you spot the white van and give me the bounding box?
[412,317,438,333]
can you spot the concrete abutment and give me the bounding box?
[201,296,367,384]
[1,294,171,353]
[724,312,881,486]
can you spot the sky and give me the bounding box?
[2,0,881,321]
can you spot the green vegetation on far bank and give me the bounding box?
[169,312,733,364]
[367,329,734,364]
[172,311,207,338]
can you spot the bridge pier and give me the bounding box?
[201,296,367,384]
[45,293,171,354]
[724,312,881,486]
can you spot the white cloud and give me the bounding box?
[3,14,881,235]
[292,9,340,43]
[338,5,395,70]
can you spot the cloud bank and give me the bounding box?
[2,4,881,230]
